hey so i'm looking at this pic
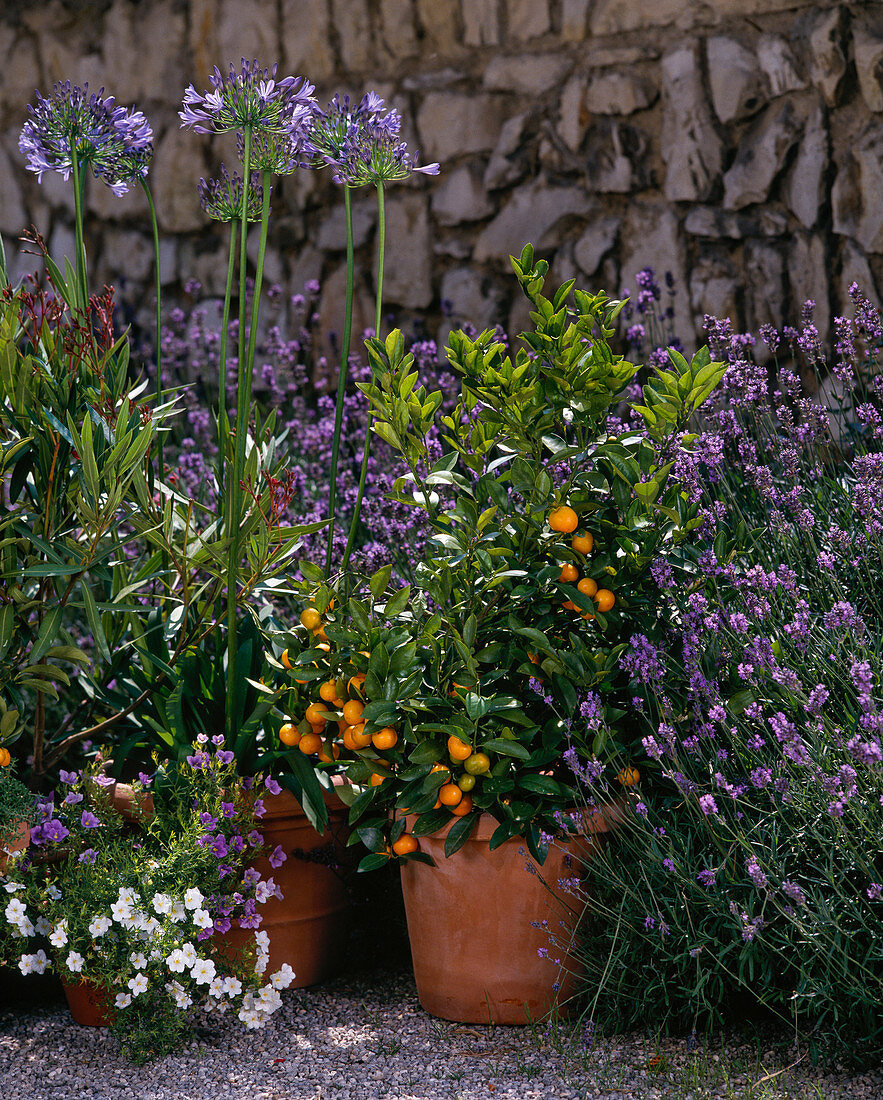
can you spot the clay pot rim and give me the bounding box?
[259,773,350,819]
[403,798,628,845]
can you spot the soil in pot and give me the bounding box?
[400,802,624,1025]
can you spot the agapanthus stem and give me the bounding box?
[324,185,355,576]
[342,182,385,573]
[69,153,88,311]
[140,179,164,489]
[217,219,238,502]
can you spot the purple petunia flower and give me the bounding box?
[80,811,101,829]
[78,848,97,865]
[216,750,235,766]
[264,777,282,796]
[59,770,79,785]
[268,845,288,868]
[20,81,152,196]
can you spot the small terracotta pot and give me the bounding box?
[61,978,115,1027]
[0,819,30,876]
[223,778,352,987]
[105,781,155,823]
[400,802,624,1025]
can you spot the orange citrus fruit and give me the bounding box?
[549,506,578,534]
[300,607,321,631]
[578,577,599,598]
[304,702,328,727]
[438,783,463,807]
[571,531,594,555]
[280,649,293,669]
[298,732,323,755]
[318,680,337,703]
[617,766,640,787]
[451,794,473,817]
[464,752,491,775]
[0,748,10,767]
[594,589,616,613]
[372,727,398,750]
[447,735,472,761]
[392,834,419,856]
[458,773,476,792]
[342,699,365,725]
[278,723,300,747]
[347,724,372,749]
[370,772,386,787]
[558,563,579,583]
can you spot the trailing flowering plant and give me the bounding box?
[0,744,294,1063]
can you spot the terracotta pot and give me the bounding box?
[0,819,29,876]
[223,778,351,987]
[400,802,624,1025]
[106,781,155,824]
[61,978,115,1027]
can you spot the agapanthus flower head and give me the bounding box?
[238,128,305,174]
[303,91,439,187]
[180,59,316,137]
[20,81,153,196]
[198,166,266,223]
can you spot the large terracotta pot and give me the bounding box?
[61,978,115,1027]
[224,778,351,986]
[400,802,625,1025]
[0,819,30,876]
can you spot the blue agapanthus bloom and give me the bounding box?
[180,58,316,137]
[19,81,153,196]
[303,91,439,187]
[197,165,265,223]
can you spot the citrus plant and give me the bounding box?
[337,245,725,864]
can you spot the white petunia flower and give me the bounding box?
[66,951,84,973]
[117,887,139,905]
[180,942,197,968]
[166,949,187,973]
[170,901,187,923]
[184,887,204,910]
[4,898,26,923]
[3,882,24,893]
[193,909,213,929]
[35,916,52,936]
[191,958,216,985]
[173,991,192,1009]
[254,930,270,952]
[88,915,112,937]
[110,899,132,923]
[256,986,282,1012]
[18,950,48,975]
[128,972,149,996]
[254,954,268,975]
[12,916,34,938]
[238,1007,263,1029]
[222,977,242,997]
[270,964,295,990]
[151,893,173,915]
[49,920,69,948]
[115,992,132,1009]
[129,952,148,969]
[209,977,225,998]
[46,884,62,901]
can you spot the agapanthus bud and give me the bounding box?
[197,166,266,222]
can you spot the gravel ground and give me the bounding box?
[2,967,883,1100]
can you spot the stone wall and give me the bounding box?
[1,0,881,355]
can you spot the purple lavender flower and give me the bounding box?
[698,794,718,816]
[20,81,152,195]
[697,868,717,886]
[304,91,439,187]
[745,856,768,890]
[180,59,316,137]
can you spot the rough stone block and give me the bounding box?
[804,7,847,107]
[506,0,551,41]
[440,266,504,328]
[375,193,432,308]
[744,241,785,333]
[557,77,587,151]
[560,0,590,42]
[832,126,883,254]
[0,26,42,128]
[317,199,377,251]
[432,166,495,225]
[462,0,500,46]
[484,112,532,190]
[151,126,211,234]
[723,97,805,211]
[757,34,806,97]
[854,16,883,113]
[684,206,787,239]
[689,252,739,329]
[102,0,186,103]
[380,0,420,60]
[789,231,830,345]
[660,43,723,202]
[573,215,620,275]
[585,71,657,116]
[416,0,464,55]
[417,93,509,161]
[102,227,156,283]
[473,179,587,262]
[839,239,880,310]
[483,53,571,95]
[331,0,373,70]
[619,203,690,343]
[707,36,765,122]
[0,142,27,237]
[217,0,280,68]
[281,0,336,80]
[782,98,827,229]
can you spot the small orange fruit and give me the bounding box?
[372,727,398,750]
[280,649,293,670]
[447,735,472,761]
[549,505,578,534]
[0,747,11,767]
[594,589,616,613]
[370,772,386,787]
[438,783,463,807]
[318,680,337,703]
[348,724,372,749]
[304,702,328,727]
[318,743,341,764]
[464,752,491,775]
[562,600,579,611]
[577,577,599,598]
[278,723,301,747]
[451,793,473,817]
[342,699,365,725]
[392,834,419,856]
[298,732,323,755]
[571,531,594,555]
[300,607,321,631]
[558,562,579,583]
[617,766,640,787]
